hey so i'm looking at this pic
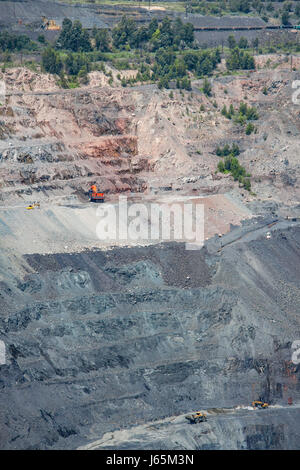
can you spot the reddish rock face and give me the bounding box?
[115,118,130,134]
[81,136,138,159]
[1,66,299,206]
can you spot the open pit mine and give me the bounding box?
[0,0,300,453]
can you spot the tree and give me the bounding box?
[252,37,259,52]
[245,122,255,135]
[181,76,191,90]
[244,52,255,69]
[239,101,247,115]
[203,78,212,96]
[281,11,290,25]
[216,144,239,157]
[238,0,251,13]
[148,18,159,37]
[57,19,91,52]
[222,144,230,156]
[64,52,91,76]
[221,105,228,117]
[228,35,236,49]
[56,18,72,49]
[95,29,110,52]
[159,17,174,48]
[158,76,169,89]
[243,178,251,191]
[283,2,292,12]
[217,160,225,173]
[155,48,176,67]
[42,47,63,74]
[133,26,149,48]
[226,47,255,71]
[184,51,199,71]
[181,23,194,46]
[78,66,89,84]
[112,16,137,49]
[252,0,263,13]
[69,20,91,52]
[238,37,248,49]
[216,146,222,156]
[0,31,36,52]
[58,70,68,88]
[229,104,234,116]
[231,143,240,156]
[174,58,187,78]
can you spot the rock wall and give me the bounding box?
[0,225,299,449]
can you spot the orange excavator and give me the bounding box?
[89,184,104,203]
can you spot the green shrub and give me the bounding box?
[245,122,255,135]
[217,160,225,172]
[226,47,255,71]
[203,78,212,96]
[243,178,251,191]
[217,154,251,190]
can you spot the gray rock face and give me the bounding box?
[0,225,300,449]
[80,406,300,450]
[0,0,108,29]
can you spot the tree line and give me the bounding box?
[0,31,37,52]
[38,16,257,89]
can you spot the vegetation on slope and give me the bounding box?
[39,16,257,89]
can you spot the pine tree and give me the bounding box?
[203,78,212,96]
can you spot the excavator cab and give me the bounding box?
[185,412,207,424]
[252,400,269,409]
[89,184,104,203]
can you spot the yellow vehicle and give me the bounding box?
[48,20,61,31]
[41,17,61,31]
[185,412,207,424]
[252,401,269,409]
[26,202,40,210]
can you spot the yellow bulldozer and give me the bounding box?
[41,17,61,31]
[252,400,269,409]
[185,412,207,424]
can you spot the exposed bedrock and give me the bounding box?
[0,226,299,449]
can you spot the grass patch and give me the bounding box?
[57,0,186,11]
